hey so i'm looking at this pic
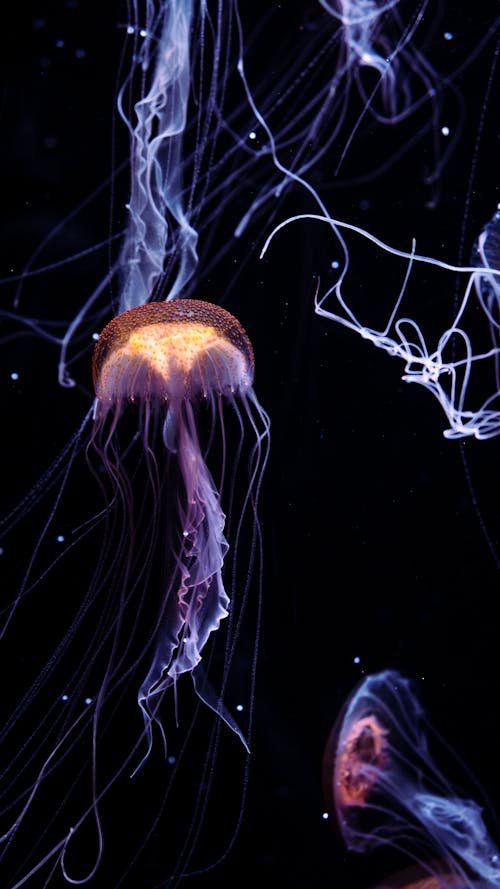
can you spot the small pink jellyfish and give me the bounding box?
[323,670,500,889]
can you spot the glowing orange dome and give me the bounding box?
[93,300,255,403]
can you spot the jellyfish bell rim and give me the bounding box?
[322,672,371,843]
[322,670,400,847]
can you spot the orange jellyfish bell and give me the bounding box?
[92,299,255,407]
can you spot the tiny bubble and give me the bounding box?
[61,694,69,702]
[167,755,176,764]
[331,260,339,269]
[444,31,453,40]
[322,812,329,820]
[56,534,65,543]
[353,656,361,664]
[139,28,147,37]
[75,48,86,59]
[126,24,134,34]
[236,704,244,712]
[249,131,257,140]
[10,372,19,381]
[84,697,93,705]
[55,39,65,48]
[92,332,99,341]
[441,126,450,137]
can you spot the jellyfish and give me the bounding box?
[91,298,269,757]
[323,670,500,888]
